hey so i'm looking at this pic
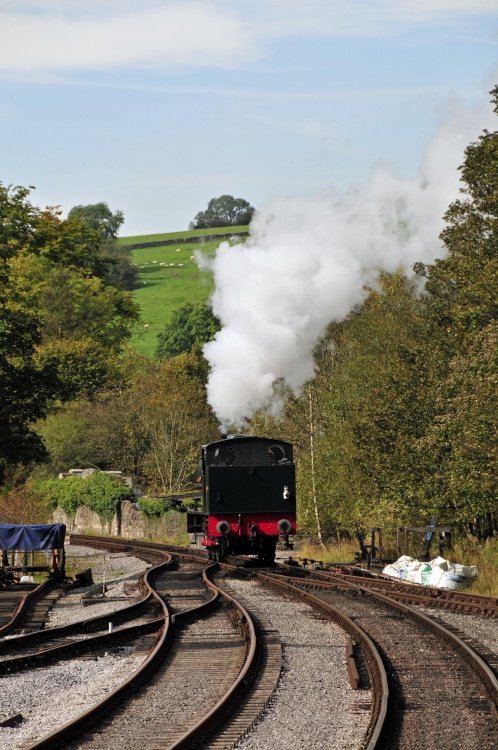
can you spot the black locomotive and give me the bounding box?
[187,435,296,562]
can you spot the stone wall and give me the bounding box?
[53,500,147,539]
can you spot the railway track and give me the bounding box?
[258,567,498,749]
[0,545,171,672]
[2,535,495,750]
[64,537,385,749]
[36,558,264,750]
[0,579,66,638]
[8,543,277,750]
[0,585,37,630]
[297,564,498,617]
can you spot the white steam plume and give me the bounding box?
[203,97,493,426]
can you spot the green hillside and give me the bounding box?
[125,227,248,357]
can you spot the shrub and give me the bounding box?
[37,477,84,516]
[85,472,133,520]
[36,472,132,521]
[139,497,173,518]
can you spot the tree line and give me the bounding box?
[0,91,496,541]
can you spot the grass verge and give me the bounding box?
[297,537,498,596]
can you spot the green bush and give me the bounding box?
[85,472,133,520]
[36,472,132,521]
[139,497,172,518]
[36,477,84,516]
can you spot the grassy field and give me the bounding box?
[125,228,247,357]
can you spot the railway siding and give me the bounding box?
[2,537,496,750]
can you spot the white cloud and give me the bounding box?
[1,1,496,74]
[254,0,498,37]
[0,2,257,72]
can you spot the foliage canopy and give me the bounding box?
[190,195,254,229]
[0,184,138,481]
[156,302,220,359]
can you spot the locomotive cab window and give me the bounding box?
[267,444,288,465]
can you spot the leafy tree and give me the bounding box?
[249,273,427,542]
[0,185,62,479]
[67,202,137,290]
[190,195,254,229]
[419,322,497,536]
[38,350,219,494]
[7,199,138,400]
[35,351,151,476]
[414,88,498,537]
[68,202,124,240]
[0,298,57,476]
[34,401,98,474]
[12,260,138,349]
[34,339,121,400]
[135,350,218,493]
[156,303,220,359]
[0,183,139,481]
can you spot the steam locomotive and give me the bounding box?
[187,435,296,562]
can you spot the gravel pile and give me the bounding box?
[228,576,371,750]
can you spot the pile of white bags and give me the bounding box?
[382,555,477,589]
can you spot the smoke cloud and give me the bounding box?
[203,97,492,426]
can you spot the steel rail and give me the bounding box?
[0,573,155,657]
[0,543,171,660]
[25,553,173,750]
[64,537,272,749]
[266,569,498,713]
[253,569,389,750]
[301,567,498,616]
[0,577,60,637]
[165,561,258,750]
[63,536,389,747]
[0,616,165,674]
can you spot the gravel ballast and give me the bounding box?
[0,545,149,749]
[227,576,372,750]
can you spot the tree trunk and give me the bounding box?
[308,384,325,548]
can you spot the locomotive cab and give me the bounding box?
[187,435,296,562]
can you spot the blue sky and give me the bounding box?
[1,1,497,235]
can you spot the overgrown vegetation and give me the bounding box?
[139,497,174,518]
[35,472,133,521]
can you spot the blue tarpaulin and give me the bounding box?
[0,524,66,551]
